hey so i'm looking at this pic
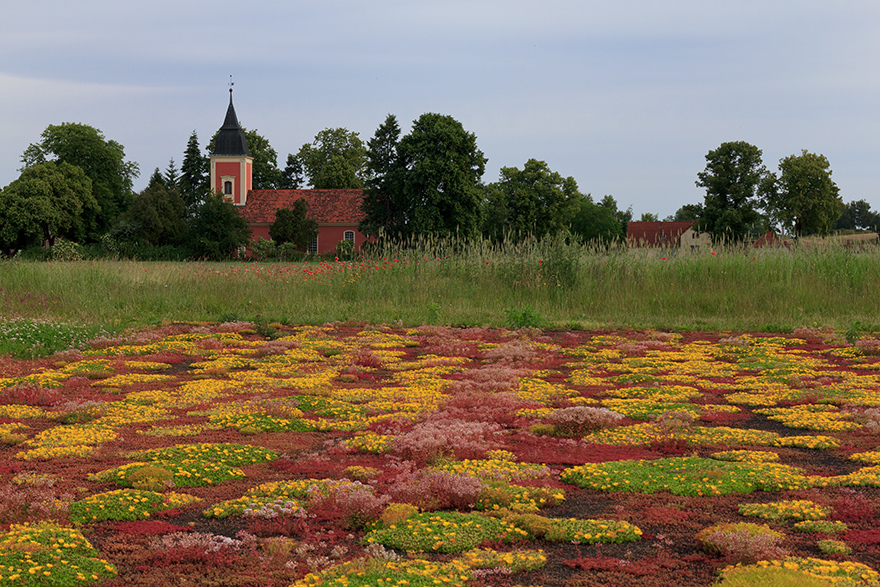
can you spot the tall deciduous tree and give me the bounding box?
[481,159,580,242]
[399,113,486,239]
[297,128,367,189]
[179,130,209,210]
[835,200,880,232]
[569,194,626,243]
[0,161,97,251]
[695,141,767,242]
[280,154,305,189]
[269,200,318,250]
[21,123,138,240]
[763,150,843,236]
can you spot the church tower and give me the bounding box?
[210,87,253,206]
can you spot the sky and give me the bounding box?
[2,1,878,219]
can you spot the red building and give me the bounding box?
[209,91,368,254]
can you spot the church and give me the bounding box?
[209,90,368,254]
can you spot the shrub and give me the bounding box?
[380,503,419,526]
[332,485,390,530]
[387,468,485,511]
[391,419,502,463]
[696,522,787,564]
[546,406,624,436]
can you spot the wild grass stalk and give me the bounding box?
[0,238,878,333]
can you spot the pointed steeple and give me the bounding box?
[213,88,250,156]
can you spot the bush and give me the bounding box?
[546,406,624,437]
[696,522,787,564]
[391,419,502,463]
[388,467,484,511]
[49,238,83,261]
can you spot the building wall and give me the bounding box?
[248,224,367,254]
[211,156,253,205]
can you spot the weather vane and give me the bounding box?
[229,75,234,95]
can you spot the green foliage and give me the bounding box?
[713,564,835,587]
[91,459,246,488]
[764,150,843,236]
[130,442,279,466]
[0,521,118,585]
[482,159,580,242]
[179,130,209,209]
[361,114,405,237]
[68,489,171,523]
[695,141,768,242]
[0,161,97,251]
[269,199,318,250]
[48,238,83,262]
[363,511,523,553]
[561,457,813,496]
[504,305,543,329]
[124,179,188,246]
[361,113,486,240]
[817,539,851,555]
[126,464,174,491]
[186,193,251,260]
[0,320,109,360]
[569,194,627,243]
[835,199,880,232]
[297,127,367,189]
[21,122,138,240]
[792,520,848,533]
[249,237,276,261]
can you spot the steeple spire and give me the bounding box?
[213,80,250,156]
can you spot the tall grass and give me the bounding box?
[1,236,878,333]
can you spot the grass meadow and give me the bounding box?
[1,239,879,337]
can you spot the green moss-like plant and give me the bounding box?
[561,457,812,496]
[713,565,835,587]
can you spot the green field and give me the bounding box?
[1,239,878,342]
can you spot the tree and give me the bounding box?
[569,194,626,243]
[763,150,843,236]
[481,159,580,242]
[638,212,659,222]
[164,158,179,190]
[208,127,283,190]
[695,141,767,242]
[269,200,318,250]
[21,123,138,240]
[124,173,187,246]
[396,113,486,239]
[179,130,209,210]
[297,128,367,189]
[186,193,251,260]
[835,200,880,232]
[280,154,304,189]
[0,161,97,252]
[672,203,703,222]
[360,114,405,237]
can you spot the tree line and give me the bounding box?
[1,119,876,261]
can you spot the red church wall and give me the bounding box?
[248,224,368,255]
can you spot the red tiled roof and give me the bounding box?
[238,189,365,225]
[627,221,695,247]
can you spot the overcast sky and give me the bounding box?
[2,1,878,218]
